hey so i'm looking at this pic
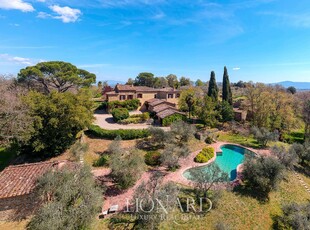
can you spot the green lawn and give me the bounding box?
[217,131,260,149]
[93,171,309,230]
[0,146,17,171]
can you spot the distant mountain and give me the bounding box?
[271,81,310,90]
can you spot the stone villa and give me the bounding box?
[105,84,181,107]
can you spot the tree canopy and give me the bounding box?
[17,61,96,94]
[222,66,232,105]
[179,76,191,86]
[22,90,93,156]
[166,74,179,88]
[207,71,218,101]
[134,72,155,87]
[0,75,33,146]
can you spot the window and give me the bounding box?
[120,95,126,100]
[137,94,143,98]
[168,94,173,99]
[176,93,180,98]
[127,95,133,100]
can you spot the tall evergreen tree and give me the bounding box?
[222,66,233,105]
[207,71,218,101]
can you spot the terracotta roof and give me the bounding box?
[0,161,74,199]
[115,84,136,91]
[106,91,118,95]
[115,84,180,93]
[157,109,186,119]
[153,104,178,113]
[145,98,160,104]
[135,86,158,92]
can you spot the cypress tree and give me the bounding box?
[222,66,233,105]
[207,71,218,101]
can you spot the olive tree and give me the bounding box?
[290,142,310,166]
[130,172,180,230]
[28,166,102,230]
[189,163,229,198]
[273,202,310,230]
[110,149,146,189]
[242,156,285,199]
[251,126,279,148]
[271,145,297,169]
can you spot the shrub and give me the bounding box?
[141,112,150,121]
[111,108,129,122]
[118,117,141,124]
[145,151,161,166]
[108,99,140,111]
[195,153,209,163]
[162,114,187,126]
[205,136,214,144]
[194,147,214,163]
[86,125,150,140]
[93,155,110,167]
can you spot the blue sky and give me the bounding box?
[0,0,310,83]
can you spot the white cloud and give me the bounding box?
[0,0,34,12]
[37,11,50,19]
[49,5,81,23]
[233,67,241,71]
[9,23,20,26]
[260,12,310,28]
[0,54,33,65]
[152,11,165,20]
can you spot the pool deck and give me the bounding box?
[94,141,271,213]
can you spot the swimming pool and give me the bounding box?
[183,144,255,181]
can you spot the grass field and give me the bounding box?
[91,171,309,230]
[217,132,260,149]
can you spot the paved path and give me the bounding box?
[94,111,169,131]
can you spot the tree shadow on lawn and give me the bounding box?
[233,185,270,204]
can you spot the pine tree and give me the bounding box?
[207,71,218,101]
[222,66,233,105]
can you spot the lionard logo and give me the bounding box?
[123,196,213,225]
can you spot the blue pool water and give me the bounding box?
[183,145,255,181]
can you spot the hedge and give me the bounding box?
[108,99,140,111]
[162,113,186,126]
[86,125,150,140]
[194,146,214,163]
[111,108,129,122]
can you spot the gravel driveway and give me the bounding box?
[94,110,169,130]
